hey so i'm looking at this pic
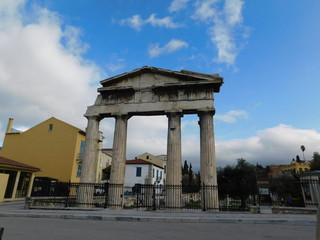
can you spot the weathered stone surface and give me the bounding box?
[108,115,129,209]
[166,112,182,209]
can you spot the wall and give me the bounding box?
[125,164,149,187]
[124,164,164,187]
[137,153,164,168]
[0,173,9,202]
[151,165,164,185]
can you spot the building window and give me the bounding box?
[146,155,149,159]
[48,124,53,132]
[153,168,155,178]
[77,163,82,177]
[160,171,162,180]
[136,167,142,177]
[156,169,159,180]
[79,140,85,159]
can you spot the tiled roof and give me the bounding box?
[0,156,40,171]
[126,159,163,169]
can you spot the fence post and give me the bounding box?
[316,206,320,240]
[136,186,139,208]
[65,181,71,208]
[0,227,4,240]
[153,183,156,211]
[202,182,206,211]
[104,183,109,209]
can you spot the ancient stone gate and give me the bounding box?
[80,66,223,210]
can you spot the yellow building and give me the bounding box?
[282,159,311,174]
[0,117,104,183]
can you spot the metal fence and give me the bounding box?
[28,178,320,210]
[29,182,219,211]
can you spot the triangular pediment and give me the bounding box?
[98,66,223,93]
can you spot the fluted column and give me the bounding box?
[78,115,101,207]
[166,112,182,209]
[108,114,129,209]
[199,110,219,211]
[80,115,101,183]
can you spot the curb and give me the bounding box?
[0,212,316,226]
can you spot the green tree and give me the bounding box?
[269,172,304,206]
[182,160,189,175]
[188,163,193,184]
[217,165,234,199]
[301,145,306,161]
[217,158,257,209]
[310,152,320,171]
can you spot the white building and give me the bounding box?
[124,159,164,188]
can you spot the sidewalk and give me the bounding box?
[0,201,316,226]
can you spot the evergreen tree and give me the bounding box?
[310,152,320,171]
[301,145,306,161]
[182,160,189,175]
[188,163,193,183]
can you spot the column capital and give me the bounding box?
[112,114,132,121]
[84,114,103,122]
[165,111,183,118]
[197,109,216,117]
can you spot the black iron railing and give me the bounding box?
[29,182,219,210]
[28,178,320,210]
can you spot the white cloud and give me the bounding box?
[148,39,188,58]
[216,125,320,167]
[100,116,168,159]
[120,14,144,31]
[146,14,180,28]
[0,0,103,145]
[192,0,218,23]
[215,110,248,123]
[224,0,244,26]
[191,0,246,65]
[120,14,180,31]
[209,22,237,65]
[63,25,89,56]
[169,0,189,13]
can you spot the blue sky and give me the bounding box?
[0,0,320,169]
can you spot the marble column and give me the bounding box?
[108,114,129,209]
[78,115,101,207]
[166,112,182,209]
[199,110,219,211]
[80,115,101,183]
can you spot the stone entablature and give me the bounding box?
[86,67,223,117]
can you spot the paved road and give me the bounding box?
[0,217,316,240]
